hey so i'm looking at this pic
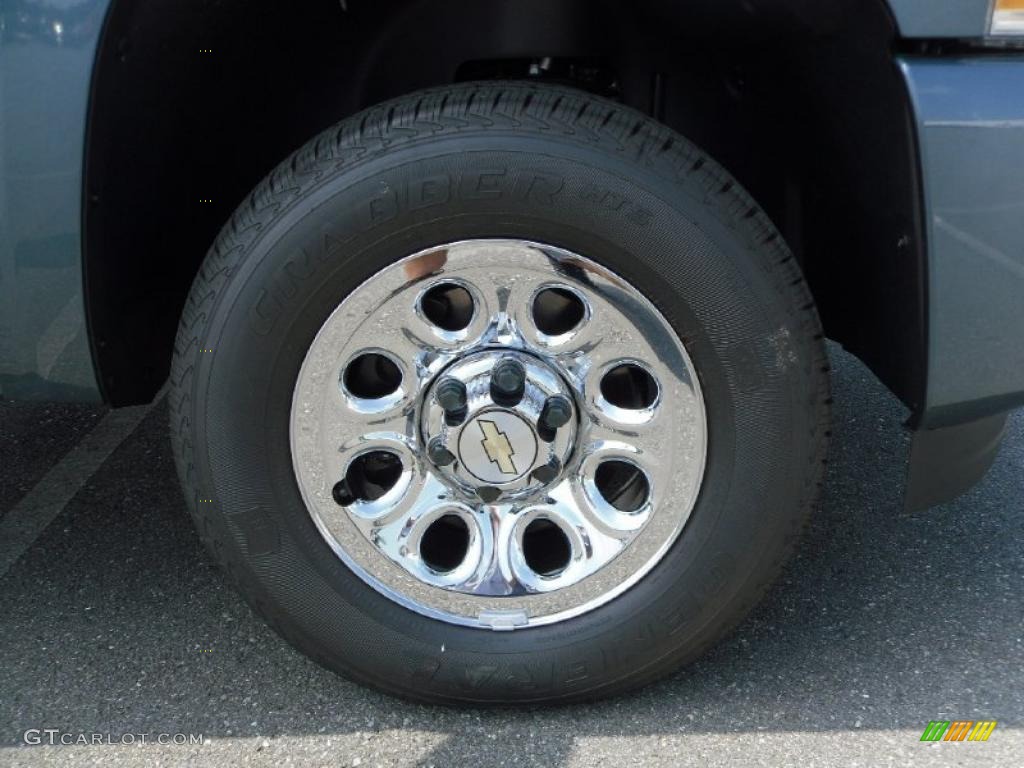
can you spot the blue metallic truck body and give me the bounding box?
[0,0,1022,504]
[886,0,993,38]
[900,57,1024,426]
[0,0,103,400]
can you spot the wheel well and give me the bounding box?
[84,0,926,412]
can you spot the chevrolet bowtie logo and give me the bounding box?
[478,419,517,475]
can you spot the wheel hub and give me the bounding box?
[421,350,576,501]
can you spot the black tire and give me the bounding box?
[169,81,829,705]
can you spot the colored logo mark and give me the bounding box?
[478,419,517,475]
[920,720,997,742]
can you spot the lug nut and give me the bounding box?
[531,456,561,484]
[436,376,467,410]
[427,437,456,467]
[477,486,502,503]
[538,394,572,441]
[332,478,355,506]
[435,376,468,425]
[490,357,526,406]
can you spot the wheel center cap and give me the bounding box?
[458,411,538,483]
[420,350,577,501]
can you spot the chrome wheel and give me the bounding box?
[290,240,707,629]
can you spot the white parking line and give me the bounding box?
[0,392,164,578]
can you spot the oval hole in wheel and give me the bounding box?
[533,287,586,336]
[420,515,471,572]
[345,450,403,502]
[594,460,650,512]
[420,282,474,332]
[599,363,658,410]
[343,353,402,399]
[522,518,572,576]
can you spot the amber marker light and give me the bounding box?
[992,0,1024,35]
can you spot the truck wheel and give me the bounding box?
[170,82,829,705]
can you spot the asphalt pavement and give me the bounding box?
[0,343,1021,767]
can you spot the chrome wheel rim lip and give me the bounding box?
[290,239,707,629]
